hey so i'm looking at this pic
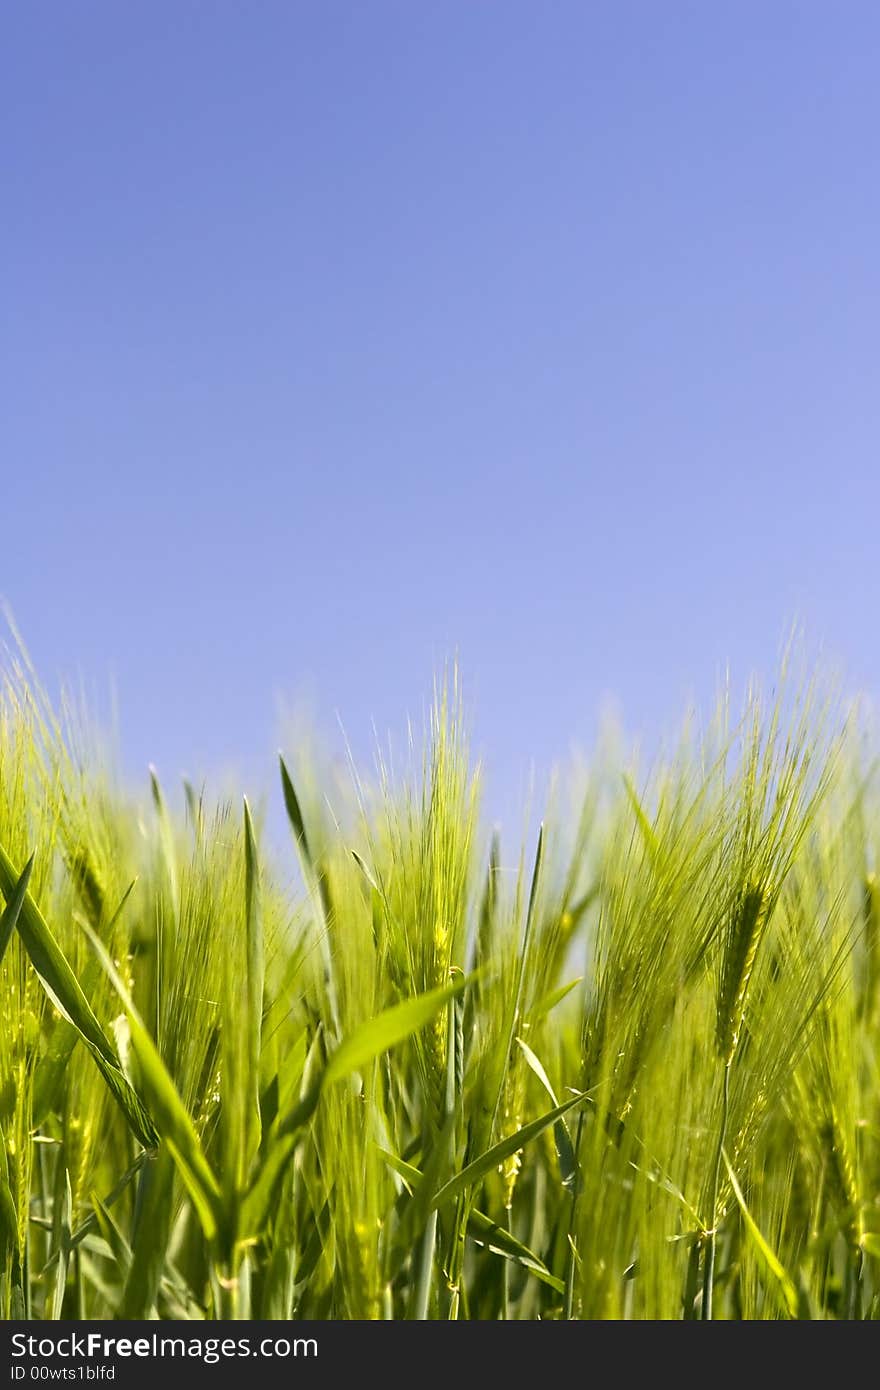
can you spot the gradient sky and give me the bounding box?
[4,3,879,820]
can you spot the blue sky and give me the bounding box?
[4,3,879,820]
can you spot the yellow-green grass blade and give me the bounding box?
[279,756,335,922]
[723,1151,799,1319]
[243,798,264,1169]
[240,1133,300,1240]
[378,1149,564,1294]
[0,841,158,1150]
[323,974,468,1087]
[279,755,337,1024]
[0,853,33,966]
[150,767,179,921]
[516,1037,577,1190]
[272,974,470,1137]
[0,841,113,1062]
[279,755,311,863]
[38,1154,149,1274]
[433,1090,590,1209]
[485,825,545,1148]
[623,774,661,865]
[90,1195,132,1278]
[527,976,583,1023]
[0,1122,21,1293]
[243,977,469,1237]
[467,1210,566,1295]
[120,1148,175,1318]
[50,1171,74,1321]
[82,923,224,1245]
[32,882,138,1128]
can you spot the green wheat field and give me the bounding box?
[2,645,879,1321]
